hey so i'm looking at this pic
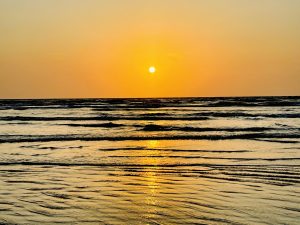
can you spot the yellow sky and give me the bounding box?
[0,0,299,98]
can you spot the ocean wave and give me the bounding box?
[99,147,250,153]
[190,112,300,118]
[140,124,279,132]
[0,96,299,111]
[0,116,210,121]
[1,112,299,122]
[0,132,299,143]
[0,161,298,168]
[110,155,300,161]
[60,122,124,128]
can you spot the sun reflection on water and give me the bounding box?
[143,140,161,218]
[147,140,159,149]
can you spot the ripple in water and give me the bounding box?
[0,97,299,224]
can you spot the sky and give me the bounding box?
[0,0,299,98]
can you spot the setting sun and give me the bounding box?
[149,66,156,74]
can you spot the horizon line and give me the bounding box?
[0,95,299,101]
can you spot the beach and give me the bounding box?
[0,97,299,224]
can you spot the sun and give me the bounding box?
[149,66,156,74]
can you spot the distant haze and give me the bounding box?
[0,0,299,98]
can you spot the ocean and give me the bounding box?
[0,96,299,224]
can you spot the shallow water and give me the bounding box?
[0,97,299,224]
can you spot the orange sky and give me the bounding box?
[0,0,299,98]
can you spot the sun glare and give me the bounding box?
[149,66,156,74]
